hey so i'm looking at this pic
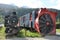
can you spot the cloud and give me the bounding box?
[47,0,60,9]
[0,0,46,8]
[40,0,60,9]
[0,0,60,9]
[13,0,46,8]
[0,0,12,4]
[54,0,60,9]
[50,0,55,3]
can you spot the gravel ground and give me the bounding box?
[6,35,60,40]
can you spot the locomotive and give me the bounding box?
[4,8,57,36]
[4,12,19,36]
[19,8,57,35]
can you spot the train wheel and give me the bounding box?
[39,14,54,34]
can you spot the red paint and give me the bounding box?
[34,8,57,34]
[19,8,57,35]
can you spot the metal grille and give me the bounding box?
[39,14,53,34]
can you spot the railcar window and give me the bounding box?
[35,10,38,19]
[31,21,33,27]
[23,16,25,23]
[30,13,32,21]
[34,9,39,19]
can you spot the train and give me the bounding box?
[18,8,57,35]
[4,8,57,36]
[4,12,19,36]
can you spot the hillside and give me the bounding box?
[0,4,60,19]
[0,4,18,16]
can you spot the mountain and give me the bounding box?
[20,6,30,8]
[0,4,18,15]
[0,4,60,19]
[0,4,18,9]
[0,4,60,24]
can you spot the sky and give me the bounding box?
[0,0,60,9]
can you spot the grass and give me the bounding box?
[17,29,41,37]
[56,22,60,33]
[0,26,6,40]
[17,29,60,37]
[0,26,41,38]
[0,23,60,38]
[56,29,60,33]
[56,21,60,24]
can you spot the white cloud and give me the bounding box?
[41,0,60,10]
[50,0,55,3]
[0,0,60,9]
[12,0,46,8]
[0,0,46,8]
[0,0,12,4]
[55,0,60,9]
[49,0,60,9]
